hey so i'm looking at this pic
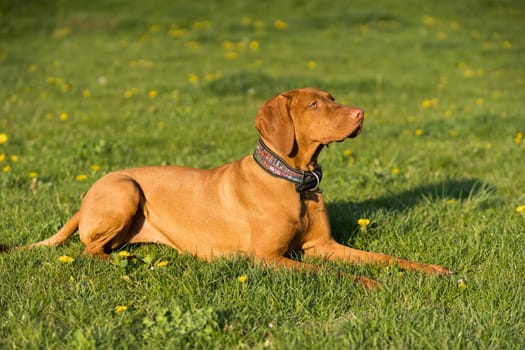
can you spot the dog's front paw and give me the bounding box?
[425,263,454,276]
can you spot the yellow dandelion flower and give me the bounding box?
[516,205,525,213]
[422,16,435,26]
[188,74,199,85]
[150,24,160,33]
[90,164,101,172]
[29,172,38,178]
[59,255,74,263]
[274,19,288,30]
[436,31,447,41]
[115,305,128,313]
[463,69,474,78]
[59,112,68,121]
[450,21,460,30]
[185,41,199,49]
[10,155,18,162]
[515,132,523,145]
[157,261,169,267]
[124,88,139,99]
[148,90,158,99]
[168,28,187,38]
[391,167,400,175]
[3,165,11,173]
[343,149,352,157]
[224,51,239,60]
[76,174,88,181]
[414,129,424,136]
[359,25,369,35]
[47,76,61,85]
[457,278,467,289]
[237,274,248,283]
[82,89,91,97]
[118,250,131,257]
[249,40,259,50]
[357,218,370,228]
[307,60,317,70]
[222,40,234,49]
[192,20,212,30]
[0,153,4,162]
[422,99,433,108]
[28,64,38,73]
[502,41,512,49]
[0,133,8,144]
[475,98,484,106]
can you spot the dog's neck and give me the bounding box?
[253,138,322,192]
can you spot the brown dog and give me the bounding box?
[7,88,451,287]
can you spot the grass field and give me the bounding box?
[1,0,524,348]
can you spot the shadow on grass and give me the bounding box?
[327,178,494,243]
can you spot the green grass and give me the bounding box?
[1,0,525,348]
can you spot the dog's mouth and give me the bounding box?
[347,124,362,139]
[335,124,362,142]
[320,122,363,144]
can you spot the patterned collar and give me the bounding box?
[253,138,322,192]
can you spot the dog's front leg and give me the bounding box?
[258,255,377,289]
[301,194,452,276]
[307,240,452,276]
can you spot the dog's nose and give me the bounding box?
[351,108,364,120]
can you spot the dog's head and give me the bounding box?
[255,87,364,163]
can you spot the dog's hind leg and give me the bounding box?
[77,173,143,258]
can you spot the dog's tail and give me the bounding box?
[0,212,80,253]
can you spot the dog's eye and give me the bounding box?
[308,101,318,109]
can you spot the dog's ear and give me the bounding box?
[254,93,295,156]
